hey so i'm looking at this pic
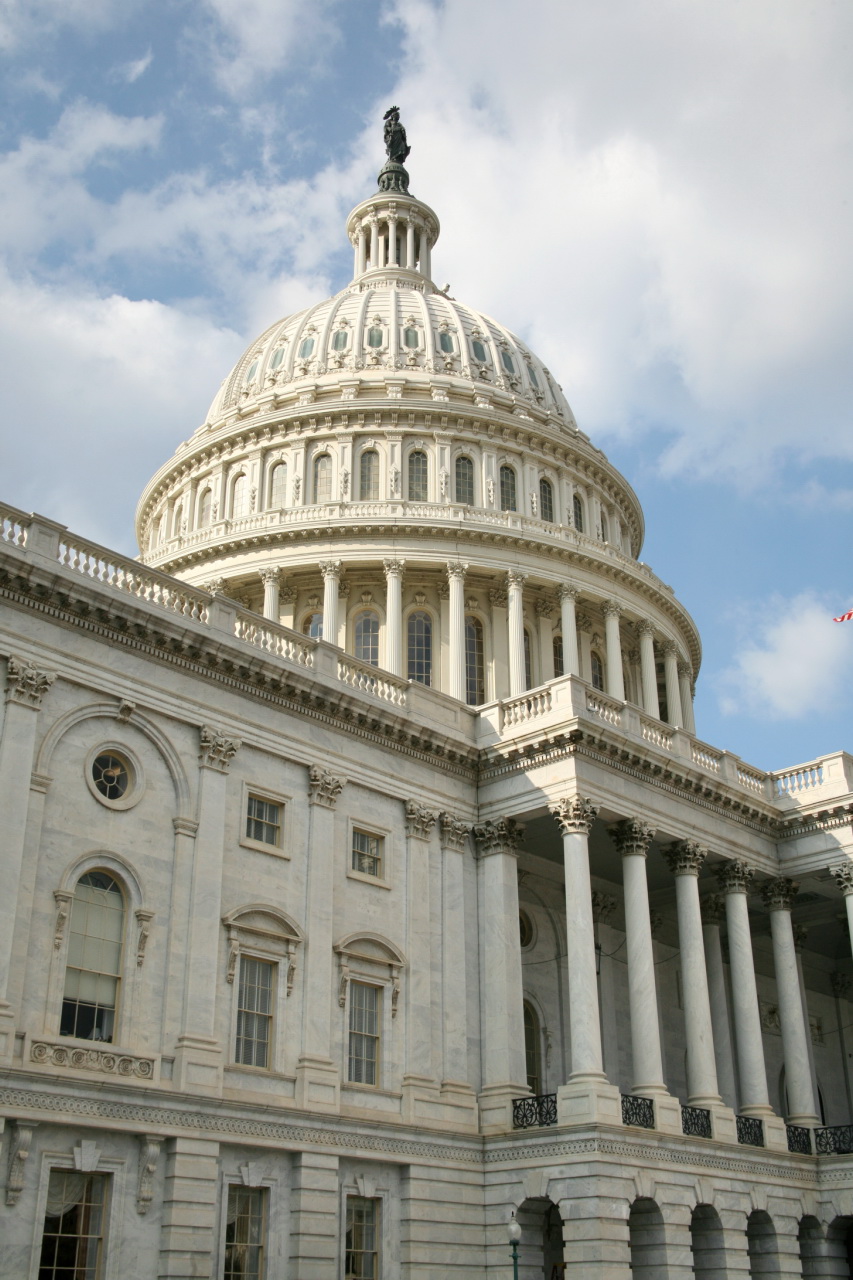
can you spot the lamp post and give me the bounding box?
[508,1212,521,1280]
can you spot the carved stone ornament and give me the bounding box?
[73,1140,101,1172]
[5,656,56,708]
[31,1040,155,1079]
[760,876,799,913]
[137,1136,161,1214]
[591,891,617,925]
[136,910,154,967]
[506,569,528,590]
[716,859,754,895]
[535,598,555,620]
[551,796,599,836]
[446,560,468,581]
[602,600,623,619]
[319,559,342,580]
[637,619,655,639]
[199,725,242,772]
[831,862,853,897]
[279,585,297,605]
[611,818,655,858]
[240,1162,264,1188]
[383,558,406,577]
[116,698,136,723]
[307,765,345,808]
[488,588,508,609]
[6,1121,37,1206]
[792,923,809,953]
[439,812,469,851]
[405,800,437,840]
[663,839,706,877]
[558,584,580,603]
[54,890,74,949]
[258,566,281,586]
[472,818,523,858]
[831,971,852,999]
[700,893,725,926]
[204,577,226,596]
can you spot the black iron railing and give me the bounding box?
[736,1115,765,1148]
[621,1094,655,1129]
[815,1124,853,1155]
[786,1124,812,1154]
[682,1105,712,1139]
[512,1093,557,1129]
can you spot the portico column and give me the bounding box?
[793,924,821,1122]
[356,228,367,276]
[406,220,415,269]
[383,558,405,677]
[558,585,581,676]
[447,560,467,702]
[259,566,281,622]
[761,877,819,1125]
[387,215,397,266]
[663,842,722,1107]
[700,894,738,1110]
[678,660,696,734]
[506,569,527,696]
[319,559,341,644]
[663,641,684,728]
[638,621,660,718]
[831,863,853,961]
[369,219,378,269]
[602,601,625,700]
[716,861,773,1116]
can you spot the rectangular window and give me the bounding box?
[352,830,383,879]
[39,1171,108,1280]
[348,982,380,1085]
[235,956,274,1068]
[345,1196,379,1280]
[224,1185,267,1280]
[246,795,282,848]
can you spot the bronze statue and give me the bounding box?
[383,106,410,165]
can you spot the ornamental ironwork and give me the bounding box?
[681,1105,712,1139]
[736,1115,765,1147]
[621,1094,655,1129]
[815,1124,853,1155]
[786,1124,812,1154]
[512,1093,557,1129]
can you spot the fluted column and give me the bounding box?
[558,585,581,677]
[356,228,367,276]
[761,877,819,1125]
[387,215,397,267]
[319,560,341,645]
[678,660,696,733]
[506,570,527,696]
[259,567,281,622]
[602,601,625,700]
[638,621,660,718]
[832,863,853,963]
[439,815,472,1088]
[716,860,772,1116]
[663,642,683,727]
[793,924,821,1122]
[700,894,738,1110]
[383,558,405,677]
[369,218,378,269]
[663,841,722,1107]
[447,561,467,702]
[406,220,415,269]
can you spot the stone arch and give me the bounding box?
[747,1209,781,1276]
[512,1196,564,1280]
[59,849,146,915]
[691,1204,726,1279]
[825,1217,853,1278]
[628,1197,668,1278]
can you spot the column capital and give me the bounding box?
[760,876,799,912]
[591,891,617,924]
[383,558,406,576]
[199,725,241,772]
[557,584,580,602]
[404,800,438,841]
[204,577,227,596]
[6,655,56,708]
[550,795,599,835]
[611,817,655,857]
[472,818,522,858]
[716,858,753,895]
[831,862,853,896]
[637,619,655,639]
[505,569,528,589]
[488,587,508,609]
[446,559,468,581]
[535,598,555,619]
[700,893,725,925]
[439,812,470,851]
[662,639,679,658]
[663,839,707,877]
[280,585,297,604]
[308,765,346,808]
[677,659,693,679]
[319,559,342,579]
[258,566,281,585]
[602,599,622,619]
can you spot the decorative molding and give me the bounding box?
[307,765,345,808]
[319,559,342,580]
[761,876,799,913]
[602,600,623,619]
[279,585,297,605]
[557,584,580,603]
[73,1139,101,1172]
[831,863,853,897]
[136,1136,161,1214]
[445,559,468,581]
[637,619,655,638]
[6,1121,37,1206]
[5,655,56,708]
[472,818,523,858]
[199,724,241,771]
[117,698,136,723]
[663,839,706,877]
[551,796,599,836]
[404,800,437,840]
[383,558,406,576]
[716,859,754,895]
[700,894,725,926]
[610,818,655,858]
[535,598,555,620]
[439,812,469,851]
[204,577,226,596]
[258,567,281,586]
[135,910,154,967]
[506,569,528,590]
[173,816,199,837]
[53,890,74,949]
[488,588,508,609]
[30,1041,155,1080]
[240,1161,264,1188]
[591,891,617,925]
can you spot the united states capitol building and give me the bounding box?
[2,110,853,1279]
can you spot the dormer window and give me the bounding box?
[270,347,285,370]
[367,327,383,348]
[471,339,487,363]
[527,363,540,389]
[438,331,454,354]
[332,330,348,351]
[245,360,259,383]
[500,350,516,376]
[298,337,314,359]
[404,328,419,348]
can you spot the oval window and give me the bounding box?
[438,331,454,353]
[404,327,419,348]
[332,329,348,351]
[298,337,314,358]
[501,350,516,375]
[471,339,487,363]
[92,752,130,801]
[367,327,383,348]
[270,347,285,370]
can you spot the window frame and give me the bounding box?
[231,473,249,521]
[344,1193,382,1280]
[352,609,381,667]
[240,783,291,858]
[267,461,287,509]
[346,980,382,1087]
[34,1157,121,1280]
[454,454,475,506]
[406,449,429,502]
[464,613,486,706]
[499,463,517,512]
[358,449,380,501]
[218,1177,275,1280]
[198,487,213,528]
[572,492,585,533]
[405,608,434,687]
[85,742,144,812]
[234,953,276,1070]
[223,907,304,1076]
[335,934,406,1094]
[58,870,127,1047]
[347,818,392,889]
[313,453,333,505]
[538,476,555,523]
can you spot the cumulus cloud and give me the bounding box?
[197,0,344,97]
[717,594,853,720]
[0,0,123,51]
[112,48,152,84]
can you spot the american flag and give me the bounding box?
[834,608,853,623]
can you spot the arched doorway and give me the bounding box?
[747,1210,781,1276]
[628,1198,667,1278]
[825,1216,853,1278]
[514,1199,564,1278]
[691,1203,726,1279]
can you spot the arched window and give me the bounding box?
[572,493,584,533]
[314,454,332,504]
[600,510,608,542]
[60,872,125,1043]
[354,611,380,666]
[172,504,183,538]
[302,612,323,639]
[539,478,554,523]
[407,611,432,685]
[408,451,428,501]
[523,1001,542,1094]
[553,635,564,678]
[149,516,162,550]
[231,474,248,520]
[198,488,212,528]
[499,465,517,512]
[455,456,474,505]
[464,615,485,706]
[591,651,605,692]
[268,462,287,509]
[359,450,379,501]
[523,629,533,690]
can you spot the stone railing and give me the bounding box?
[769,753,853,808]
[233,610,316,667]
[502,688,552,728]
[337,656,408,707]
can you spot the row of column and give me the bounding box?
[259,562,695,727]
[353,216,432,278]
[549,797,823,1130]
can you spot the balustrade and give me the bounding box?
[815,1124,853,1155]
[621,1094,655,1129]
[786,1124,812,1154]
[736,1115,765,1147]
[681,1105,712,1139]
[337,656,408,707]
[512,1093,557,1129]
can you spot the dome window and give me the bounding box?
[367,327,383,349]
[270,347,285,370]
[527,363,540,390]
[471,339,488,363]
[499,464,517,513]
[591,651,605,692]
[198,489,212,528]
[464,616,485,706]
[302,612,323,639]
[269,462,287,509]
[231,474,249,520]
[438,331,454,354]
[500,350,516,376]
[572,493,585,533]
[404,327,419,349]
[407,611,432,685]
[298,337,314,359]
[539,478,554,523]
[455,456,474,505]
[314,454,332,504]
[359,450,379,501]
[245,360,259,383]
[354,611,380,666]
[332,330,348,352]
[408,451,428,502]
[524,629,533,690]
[553,634,564,677]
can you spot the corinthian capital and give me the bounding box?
[439,812,470,851]
[611,818,655,858]
[716,859,753,895]
[558,584,580,603]
[472,818,522,858]
[258,566,281,585]
[383,558,406,577]
[446,559,468,581]
[700,893,725,926]
[405,800,438,840]
[199,725,242,771]
[591,891,617,924]
[831,862,853,897]
[550,796,599,836]
[506,569,528,590]
[319,559,342,580]
[6,656,56,708]
[663,839,707,877]
[761,876,799,912]
[308,765,346,808]
[602,599,622,620]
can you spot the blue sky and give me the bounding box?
[1,0,851,773]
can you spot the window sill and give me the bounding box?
[347,869,390,890]
[240,837,290,859]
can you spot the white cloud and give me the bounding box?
[0,0,123,51]
[197,0,343,97]
[717,594,853,720]
[112,48,152,84]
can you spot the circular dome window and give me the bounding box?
[519,909,535,949]
[86,746,143,811]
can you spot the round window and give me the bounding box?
[519,910,535,949]
[86,746,143,811]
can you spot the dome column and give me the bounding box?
[663,642,684,727]
[678,660,696,733]
[383,559,405,677]
[558,585,581,677]
[356,227,367,276]
[603,601,625,701]
[387,211,397,266]
[259,567,281,623]
[319,560,341,646]
[507,570,527,697]
[406,219,415,270]
[638,621,660,718]
[447,561,468,702]
[369,218,379,271]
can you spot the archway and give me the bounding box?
[747,1210,781,1276]
[691,1204,726,1279]
[514,1199,564,1279]
[825,1217,853,1278]
[628,1197,667,1278]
